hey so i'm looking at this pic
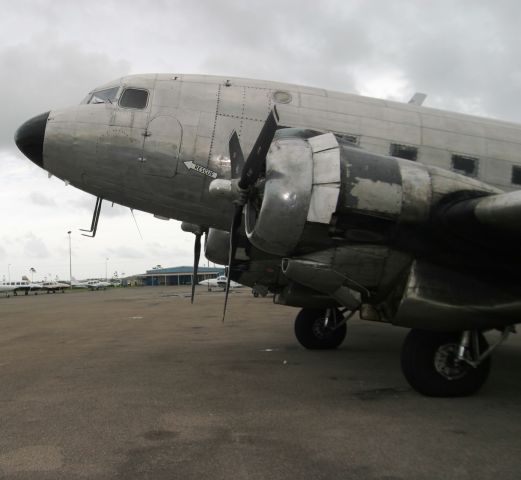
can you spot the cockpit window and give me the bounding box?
[86,87,119,105]
[119,88,149,109]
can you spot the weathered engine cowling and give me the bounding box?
[245,130,341,255]
[245,130,500,255]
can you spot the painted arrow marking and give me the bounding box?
[183,161,218,179]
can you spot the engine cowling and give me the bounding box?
[245,129,500,256]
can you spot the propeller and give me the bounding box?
[191,231,202,304]
[182,223,207,304]
[222,107,280,321]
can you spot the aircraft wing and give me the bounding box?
[467,190,521,232]
[442,190,521,236]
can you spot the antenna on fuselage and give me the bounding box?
[80,197,102,238]
[408,92,427,106]
[130,209,144,240]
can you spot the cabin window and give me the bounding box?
[337,133,359,145]
[119,88,149,109]
[390,143,418,161]
[87,87,119,105]
[511,166,521,185]
[452,154,478,177]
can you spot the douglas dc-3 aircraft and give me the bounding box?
[15,74,521,397]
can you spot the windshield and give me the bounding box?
[85,87,120,105]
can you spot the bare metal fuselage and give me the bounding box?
[18,74,521,396]
[18,73,521,331]
[43,74,521,230]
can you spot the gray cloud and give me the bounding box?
[23,232,50,259]
[2,0,521,279]
[4,0,521,128]
[1,35,130,150]
[29,191,56,207]
[105,246,145,259]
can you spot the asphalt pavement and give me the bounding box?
[0,286,520,479]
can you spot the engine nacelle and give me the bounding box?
[245,130,500,255]
[205,228,230,266]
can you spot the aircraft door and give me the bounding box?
[141,115,182,177]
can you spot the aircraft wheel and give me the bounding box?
[401,330,491,397]
[253,290,259,298]
[294,308,346,350]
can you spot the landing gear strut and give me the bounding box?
[401,328,512,397]
[294,308,351,350]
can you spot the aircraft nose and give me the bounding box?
[14,111,50,168]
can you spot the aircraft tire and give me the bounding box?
[294,308,346,350]
[401,329,491,397]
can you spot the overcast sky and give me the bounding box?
[1,0,520,281]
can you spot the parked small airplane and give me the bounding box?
[86,279,113,291]
[70,276,111,290]
[21,276,69,294]
[0,283,16,297]
[199,275,242,291]
[69,276,87,288]
[1,279,41,296]
[41,281,70,293]
[15,73,521,396]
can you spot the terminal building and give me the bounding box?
[129,266,223,287]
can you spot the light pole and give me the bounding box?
[68,231,72,290]
[7,264,11,283]
[105,258,109,281]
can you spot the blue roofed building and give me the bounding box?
[137,266,224,286]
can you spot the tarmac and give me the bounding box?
[0,286,520,480]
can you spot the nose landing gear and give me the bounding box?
[294,308,353,350]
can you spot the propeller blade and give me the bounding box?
[229,131,245,179]
[222,204,243,322]
[238,107,279,190]
[221,109,279,320]
[191,233,202,304]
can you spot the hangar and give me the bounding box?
[137,266,223,287]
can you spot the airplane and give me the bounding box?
[69,276,111,290]
[41,281,70,293]
[70,276,88,289]
[86,280,113,290]
[199,275,242,291]
[0,283,16,297]
[0,279,41,296]
[21,275,69,294]
[14,73,521,397]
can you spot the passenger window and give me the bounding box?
[452,154,478,177]
[390,143,418,161]
[337,133,359,145]
[119,88,149,109]
[511,166,521,185]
